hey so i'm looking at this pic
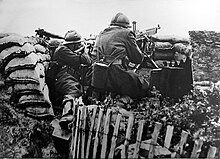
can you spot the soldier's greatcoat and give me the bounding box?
[92,26,149,99]
[52,44,91,99]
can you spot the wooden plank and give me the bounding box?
[77,108,83,159]
[101,109,112,159]
[179,130,189,155]
[171,130,188,158]
[164,125,174,149]
[132,120,145,159]
[85,105,98,159]
[207,146,217,158]
[72,107,81,159]
[148,122,162,158]
[109,113,122,158]
[191,138,203,158]
[69,98,76,157]
[121,114,134,159]
[92,109,103,159]
[81,106,87,159]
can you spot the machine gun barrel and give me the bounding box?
[35,28,64,39]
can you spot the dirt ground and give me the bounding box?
[0,79,63,158]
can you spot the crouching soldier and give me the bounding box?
[46,30,92,129]
[91,12,151,99]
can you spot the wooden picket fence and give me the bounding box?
[69,103,218,159]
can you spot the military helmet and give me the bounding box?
[63,30,82,45]
[110,12,131,28]
[48,39,60,49]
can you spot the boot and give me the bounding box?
[59,95,75,130]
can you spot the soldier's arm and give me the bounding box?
[125,31,144,64]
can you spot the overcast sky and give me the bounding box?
[0,0,220,38]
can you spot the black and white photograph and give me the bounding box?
[0,0,220,158]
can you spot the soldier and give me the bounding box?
[51,30,91,128]
[47,39,61,57]
[91,12,150,99]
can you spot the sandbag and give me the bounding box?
[25,105,54,118]
[6,63,45,85]
[36,52,51,62]
[24,36,41,45]
[12,76,45,94]
[153,48,175,61]
[0,33,19,39]
[152,35,190,44]
[34,44,47,54]
[173,43,192,56]
[4,52,40,76]
[0,34,27,52]
[0,43,35,72]
[16,84,51,108]
[154,42,173,49]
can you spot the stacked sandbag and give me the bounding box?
[150,35,192,67]
[0,33,54,118]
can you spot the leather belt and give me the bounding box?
[105,59,122,65]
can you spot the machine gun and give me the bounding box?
[133,24,161,70]
[35,28,64,40]
[135,24,161,41]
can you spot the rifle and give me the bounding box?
[35,28,64,40]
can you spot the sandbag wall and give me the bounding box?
[150,35,192,65]
[149,35,193,100]
[0,33,54,118]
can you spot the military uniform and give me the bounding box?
[92,13,149,99]
[52,44,91,100]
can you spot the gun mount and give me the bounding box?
[133,23,193,101]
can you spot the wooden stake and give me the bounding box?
[164,125,174,149]
[72,107,81,159]
[148,122,162,158]
[132,120,145,159]
[85,105,98,159]
[101,109,112,159]
[92,109,103,159]
[121,114,134,159]
[109,113,122,158]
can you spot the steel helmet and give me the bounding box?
[63,30,82,45]
[110,12,131,28]
[48,39,61,49]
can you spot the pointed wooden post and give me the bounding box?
[121,114,134,159]
[92,109,103,159]
[85,105,98,159]
[191,138,203,158]
[164,125,174,149]
[132,120,145,159]
[69,98,76,158]
[207,146,217,158]
[109,113,122,158]
[81,106,87,159]
[148,122,162,158]
[77,107,83,159]
[101,109,112,159]
[72,107,81,159]
[171,130,189,158]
